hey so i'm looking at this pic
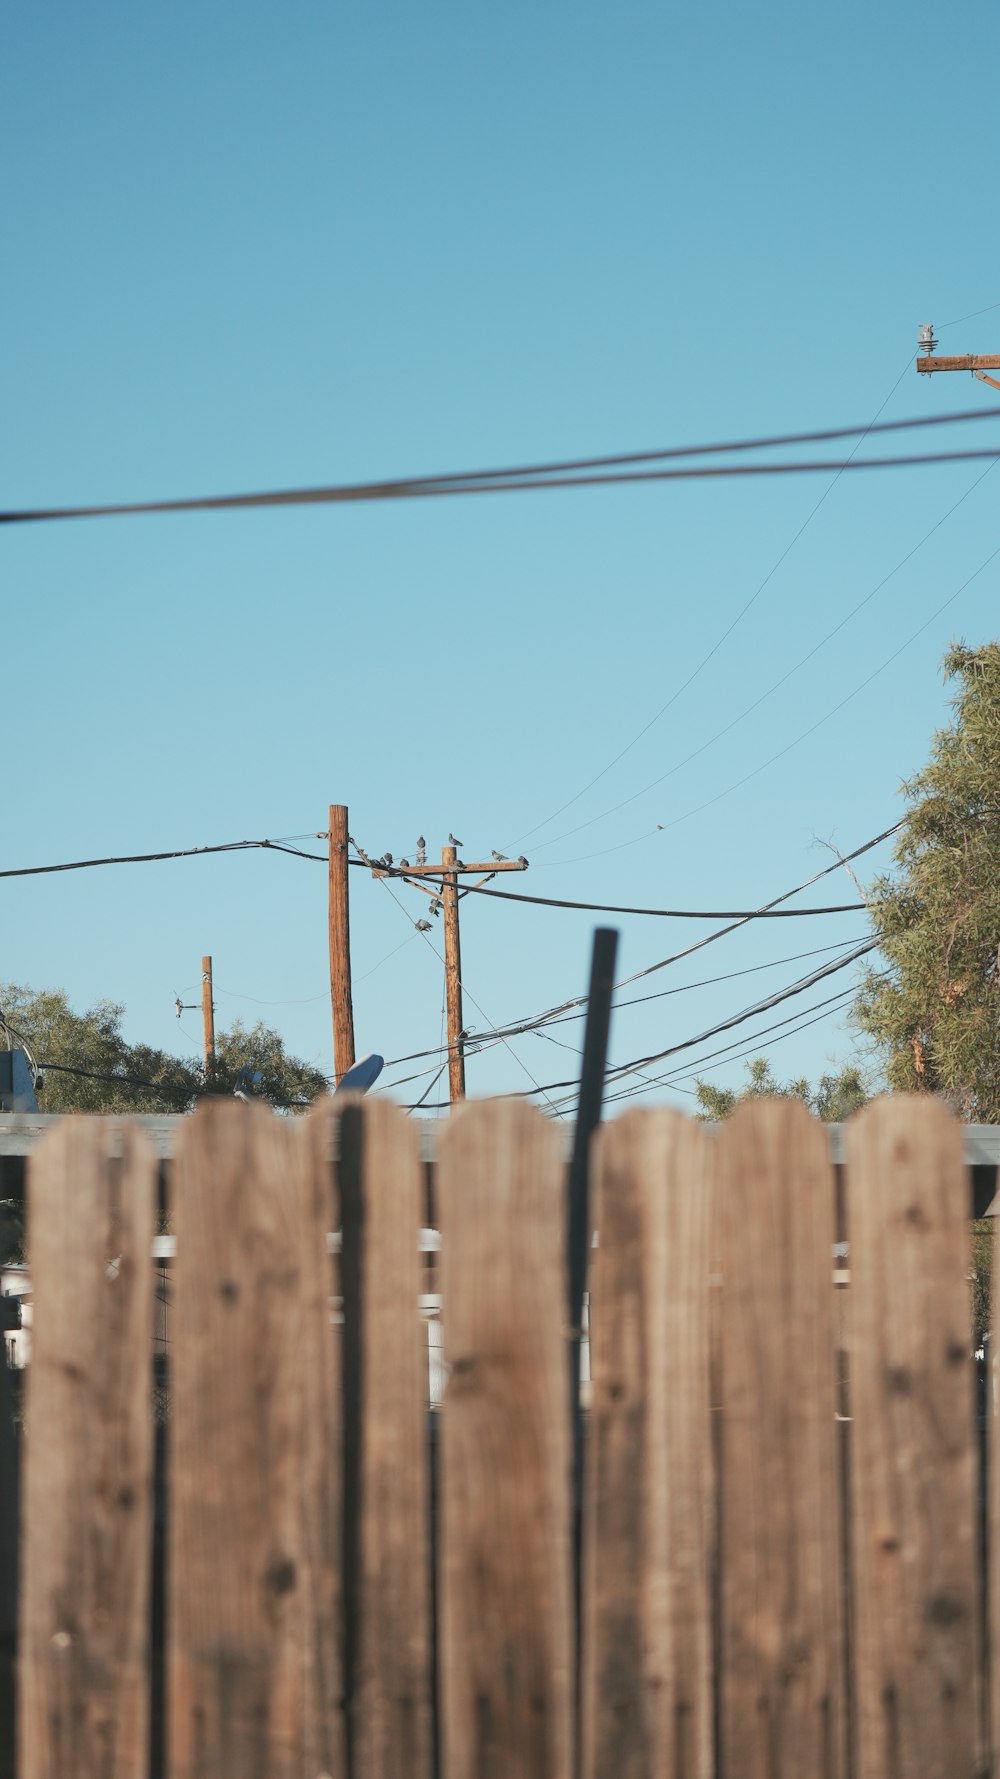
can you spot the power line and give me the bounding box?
[598,980,871,1109]
[602,958,891,1107]
[35,1058,320,1109]
[378,821,895,1073]
[402,976,866,1114]
[536,936,867,1031]
[648,538,1000,838]
[384,933,866,1066]
[0,835,325,881]
[378,938,866,1073]
[534,531,1000,870]
[511,357,914,850]
[401,877,867,918]
[940,298,1000,329]
[37,1060,203,1100]
[589,936,878,1089]
[529,455,998,856]
[372,864,565,1115]
[470,940,878,1114]
[3,408,1000,527]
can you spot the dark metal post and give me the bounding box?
[567,927,618,1388]
[566,927,617,1753]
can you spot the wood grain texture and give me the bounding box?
[328,803,355,1085]
[990,1166,1000,1779]
[19,1119,156,1779]
[437,1098,572,1779]
[847,1096,979,1779]
[168,1098,342,1779]
[717,1099,845,1779]
[581,1108,714,1779]
[337,1097,433,1779]
[441,847,465,1103]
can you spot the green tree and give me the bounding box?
[1,984,196,1113]
[208,1017,329,1107]
[0,984,329,1114]
[855,641,1000,1120]
[693,1055,869,1122]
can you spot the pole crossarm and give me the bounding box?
[916,354,1000,373]
[368,859,528,877]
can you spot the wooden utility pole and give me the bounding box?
[441,845,466,1103]
[368,845,529,1105]
[328,804,356,1085]
[201,956,215,1073]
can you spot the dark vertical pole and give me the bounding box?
[567,927,618,1395]
[567,928,617,1761]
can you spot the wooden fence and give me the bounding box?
[10,1091,998,1777]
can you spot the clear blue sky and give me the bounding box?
[5,0,1000,1114]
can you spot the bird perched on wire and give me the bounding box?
[399,858,410,869]
[415,918,432,933]
[491,849,508,862]
[448,832,462,847]
[384,852,393,866]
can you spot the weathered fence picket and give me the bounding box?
[20,1120,156,1779]
[437,1099,572,1779]
[10,1092,997,1779]
[582,1109,714,1779]
[168,1099,341,1779]
[717,1099,846,1779]
[337,1096,432,1779]
[846,1098,980,1779]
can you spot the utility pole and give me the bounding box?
[441,844,465,1103]
[371,845,529,1104]
[916,324,1000,392]
[328,803,356,1085]
[201,955,215,1073]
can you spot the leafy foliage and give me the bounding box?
[693,1055,869,1122]
[207,1017,329,1106]
[1,984,195,1113]
[855,642,1000,1120]
[0,984,329,1114]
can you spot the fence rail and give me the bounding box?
[6,1092,999,1777]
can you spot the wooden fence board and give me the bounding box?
[991,1166,1000,1776]
[19,1119,156,1779]
[337,1097,433,1779]
[167,1099,342,1779]
[581,1108,714,1779]
[847,1096,979,1779]
[717,1099,845,1779]
[437,1099,572,1779]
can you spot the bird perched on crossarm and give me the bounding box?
[491,850,508,862]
